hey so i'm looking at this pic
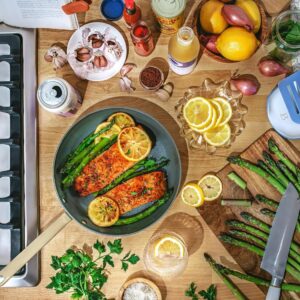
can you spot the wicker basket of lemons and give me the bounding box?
[193,0,268,63]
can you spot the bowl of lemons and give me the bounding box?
[175,78,248,153]
[193,0,268,63]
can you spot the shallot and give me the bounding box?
[258,58,291,77]
[222,5,254,31]
[230,74,260,96]
[204,35,220,54]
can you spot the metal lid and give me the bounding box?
[151,0,186,18]
[37,79,68,109]
[101,0,124,21]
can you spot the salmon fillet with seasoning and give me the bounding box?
[74,143,136,196]
[105,171,167,215]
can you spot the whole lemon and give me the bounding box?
[236,0,261,33]
[200,0,228,34]
[216,27,260,61]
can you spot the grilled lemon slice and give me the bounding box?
[118,127,152,161]
[88,196,119,227]
[107,112,135,129]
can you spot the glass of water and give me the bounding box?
[143,230,188,278]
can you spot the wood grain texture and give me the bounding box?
[0,0,294,299]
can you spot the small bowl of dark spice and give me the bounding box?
[139,66,164,91]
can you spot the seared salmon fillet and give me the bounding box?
[105,171,167,215]
[74,143,135,196]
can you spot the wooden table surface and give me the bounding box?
[1,0,298,299]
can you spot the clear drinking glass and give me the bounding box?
[143,230,188,278]
[266,10,300,67]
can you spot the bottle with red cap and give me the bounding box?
[123,0,141,28]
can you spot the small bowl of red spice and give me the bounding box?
[139,66,164,91]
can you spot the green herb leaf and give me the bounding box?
[198,284,217,300]
[120,251,140,272]
[50,256,61,270]
[103,255,114,267]
[130,191,138,196]
[127,253,140,264]
[107,239,123,254]
[93,240,106,254]
[121,261,128,271]
[185,282,198,300]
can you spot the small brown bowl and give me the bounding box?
[193,0,268,63]
[117,277,162,300]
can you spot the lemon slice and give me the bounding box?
[183,97,213,129]
[107,112,135,129]
[154,236,185,258]
[211,99,224,127]
[181,183,205,207]
[190,107,217,133]
[204,124,231,146]
[198,175,223,201]
[213,97,232,126]
[88,196,119,227]
[118,126,152,161]
[94,122,121,144]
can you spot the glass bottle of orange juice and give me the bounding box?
[168,26,200,75]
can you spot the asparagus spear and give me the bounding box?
[256,194,278,208]
[240,212,300,254]
[61,142,95,175]
[226,219,300,264]
[204,252,248,300]
[256,194,300,233]
[262,151,289,188]
[95,158,169,196]
[268,138,300,178]
[260,207,300,233]
[228,156,285,194]
[277,160,300,193]
[226,220,269,240]
[204,253,300,293]
[221,199,252,207]
[228,229,265,248]
[228,229,300,271]
[114,190,172,226]
[60,121,114,174]
[227,172,247,190]
[62,135,117,189]
[219,234,300,281]
[123,159,169,182]
[257,160,276,178]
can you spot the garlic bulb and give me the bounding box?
[44,46,67,70]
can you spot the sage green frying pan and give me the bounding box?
[0,107,181,286]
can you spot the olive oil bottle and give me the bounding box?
[168,26,200,75]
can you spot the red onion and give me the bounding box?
[222,5,254,31]
[258,58,292,77]
[230,74,260,96]
[205,35,220,54]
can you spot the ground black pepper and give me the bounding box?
[140,66,163,88]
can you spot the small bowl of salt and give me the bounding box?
[118,277,162,300]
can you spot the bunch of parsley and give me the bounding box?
[46,239,139,300]
[185,282,217,300]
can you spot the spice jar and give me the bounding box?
[130,21,155,56]
[139,66,164,90]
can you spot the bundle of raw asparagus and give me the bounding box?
[206,138,300,299]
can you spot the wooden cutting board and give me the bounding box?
[197,129,300,295]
